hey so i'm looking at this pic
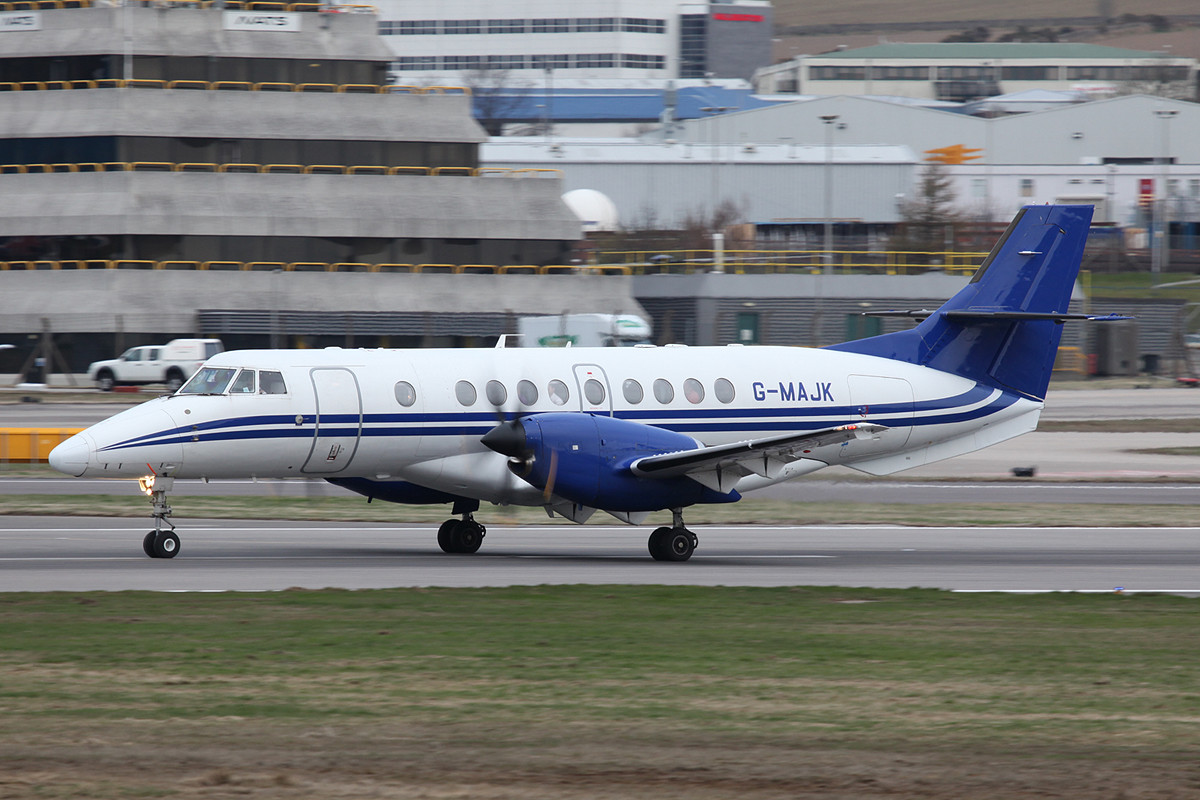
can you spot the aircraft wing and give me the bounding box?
[629,423,887,493]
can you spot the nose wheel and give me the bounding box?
[140,475,180,559]
[143,529,181,559]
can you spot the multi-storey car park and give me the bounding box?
[0,1,658,377]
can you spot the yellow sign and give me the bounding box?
[924,144,984,165]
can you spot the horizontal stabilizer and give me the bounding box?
[943,310,1134,323]
[862,310,1133,323]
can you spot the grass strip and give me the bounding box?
[2,492,1200,527]
[2,586,1199,798]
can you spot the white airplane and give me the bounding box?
[49,204,1115,561]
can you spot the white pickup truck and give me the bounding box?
[88,338,224,392]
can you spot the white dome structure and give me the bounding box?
[562,188,619,233]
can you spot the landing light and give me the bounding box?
[138,475,156,495]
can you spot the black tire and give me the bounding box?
[437,519,458,553]
[452,520,485,554]
[143,531,158,558]
[152,531,181,559]
[661,528,696,562]
[165,369,185,392]
[96,370,115,392]
[647,526,673,560]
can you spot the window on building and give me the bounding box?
[532,18,571,33]
[1002,66,1050,80]
[870,65,926,80]
[679,14,707,79]
[443,19,482,35]
[444,55,484,70]
[1020,178,1034,198]
[575,17,616,32]
[532,54,572,70]
[622,17,666,34]
[574,54,615,69]
[620,54,666,70]
[810,65,866,80]
[487,19,526,34]
[486,54,527,70]
[396,19,438,35]
[393,56,439,71]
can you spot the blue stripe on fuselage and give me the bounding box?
[97,385,1020,452]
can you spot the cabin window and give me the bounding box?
[517,379,538,405]
[683,378,704,404]
[230,369,256,394]
[486,380,507,406]
[584,378,606,405]
[260,371,287,394]
[548,379,569,405]
[180,366,236,394]
[455,380,477,406]
[394,381,417,407]
[714,378,735,404]
[653,378,674,404]
[622,378,644,404]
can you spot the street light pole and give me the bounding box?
[820,114,839,274]
[1152,108,1177,273]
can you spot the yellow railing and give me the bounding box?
[0,428,83,463]
[0,260,629,275]
[0,79,467,95]
[1,161,560,177]
[598,249,989,276]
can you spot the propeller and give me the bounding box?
[480,345,537,477]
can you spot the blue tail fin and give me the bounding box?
[828,204,1093,400]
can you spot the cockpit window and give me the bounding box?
[259,371,287,394]
[179,367,237,395]
[230,369,256,394]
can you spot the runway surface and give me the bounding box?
[3,517,1199,595]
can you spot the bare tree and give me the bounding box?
[461,68,530,136]
[890,162,964,261]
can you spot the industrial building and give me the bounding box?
[0,1,635,376]
[754,42,1197,103]
[485,93,1200,231]
[375,0,773,83]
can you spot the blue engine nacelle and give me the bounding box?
[489,412,739,512]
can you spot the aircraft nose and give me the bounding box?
[48,433,93,477]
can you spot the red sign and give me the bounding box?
[713,12,764,22]
[1139,178,1154,208]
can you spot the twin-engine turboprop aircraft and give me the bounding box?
[50,205,1114,561]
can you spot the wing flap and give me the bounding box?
[630,423,887,489]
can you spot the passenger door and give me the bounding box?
[302,367,362,474]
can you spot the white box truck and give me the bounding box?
[88,338,224,391]
[517,314,652,348]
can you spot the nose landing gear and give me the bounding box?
[139,475,180,559]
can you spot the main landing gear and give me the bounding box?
[647,508,697,562]
[139,475,180,559]
[437,499,485,554]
